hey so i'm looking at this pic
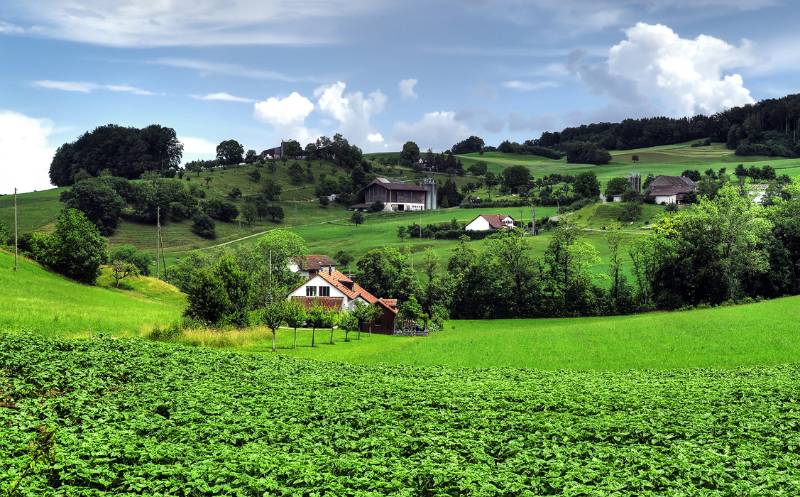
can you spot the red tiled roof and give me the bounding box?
[475,214,514,229]
[317,269,377,303]
[290,296,344,310]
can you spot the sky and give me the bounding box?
[1,0,800,193]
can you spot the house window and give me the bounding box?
[319,286,330,297]
[306,286,317,297]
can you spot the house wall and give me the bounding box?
[288,275,349,305]
[465,217,492,231]
[655,195,677,205]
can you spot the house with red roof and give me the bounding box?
[287,267,398,333]
[288,254,336,279]
[464,214,515,232]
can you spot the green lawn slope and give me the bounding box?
[0,249,183,337]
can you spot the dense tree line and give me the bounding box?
[530,93,800,157]
[497,140,564,159]
[450,136,485,155]
[49,124,183,186]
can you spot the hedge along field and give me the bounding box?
[3,333,800,496]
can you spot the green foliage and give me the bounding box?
[191,213,216,239]
[59,178,125,235]
[216,139,244,165]
[400,141,420,164]
[356,247,418,301]
[184,267,230,325]
[350,211,364,226]
[4,333,800,495]
[33,209,107,284]
[109,245,153,276]
[260,301,287,351]
[562,141,612,165]
[204,198,239,222]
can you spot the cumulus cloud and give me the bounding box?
[502,80,558,92]
[398,78,418,100]
[0,110,55,194]
[1,0,386,47]
[367,133,384,143]
[33,80,154,96]
[573,23,755,116]
[314,82,386,149]
[179,136,217,156]
[253,92,316,144]
[194,92,253,103]
[393,112,472,151]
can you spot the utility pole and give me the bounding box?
[156,206,161,279]
[13,188,18,272]
[531,200,536,236]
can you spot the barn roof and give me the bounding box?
[646,176,696,197]
[365,178,427,192]
[472,214,514,229]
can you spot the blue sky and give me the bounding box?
[1,0,800,193]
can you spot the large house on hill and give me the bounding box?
[645,176,697,205]
[465,214,515,232]
[288,265,398,333]
[350,177,437,212]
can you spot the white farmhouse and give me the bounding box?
[465,214,515,232]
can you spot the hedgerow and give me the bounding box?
[2,333,800,495]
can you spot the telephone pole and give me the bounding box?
[156,206,161,279]
[13,188,18,272]
[530,200,536,236]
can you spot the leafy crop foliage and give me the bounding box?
[3,333,800,495]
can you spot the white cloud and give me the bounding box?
[502,80,558,91]
[194,92,253,103]
[367,133,384,143]
[151,58,321,83]
[253,92,316,144]
[179,136,217,156]
[574,23,755,116]
[0,110,55,194]
[2,0,387,47]
[33,80,154,96]
[0,21,25,34]
[398,78,418,100]
[393,111,471,152]
[314,81,387,149]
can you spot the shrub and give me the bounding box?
[204,198,239,222]
[562,142,612,165]
[618,202,642,222]
[367,201,385,213]
[191,213,216,239]
[184,267,229,324]
[110,245,153,276]
[59,178,125,235]
[46,209,107,284]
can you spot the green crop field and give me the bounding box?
[3,333,800,495]
[0,249,183,337]
[457,141,800,186]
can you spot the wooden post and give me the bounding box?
[156,206,160,279]
[13,188,18,272]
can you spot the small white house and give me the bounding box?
[611,195,624,202]
[465,214,515,232]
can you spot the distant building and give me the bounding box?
[287,267,399,333]
[288,255,336,279]
[645,176,697,205]
[611,195,624,202]
[749,184,769,204]
[465,214,515,232]
[350,177,437,212]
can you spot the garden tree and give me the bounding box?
[327,309,339,344]
[351,300,374,338]
[110,260,138,288]
[483,171,499,199]
[289,162,305,184]
[501,165,531,193]
[418,249,454,319]
[338,311,359,342]
[451,136,484,154]
[167,251,211,292]
[261,179,283,201]
[283,300,307,349]
[245,149,258,163]
[306,304,327,347]
[447,235,477,273]
[204,198,239,222]
[351,211,365,226]
[242,201,259,226]
[544,221,602,315]
[398,295,426,328]
[400,141,421,164]
[110,245,153,276]
[191,213,216,239]
[619,202,642,222]
[605,227,634,314]
[184,267,230,324]
[437,178,463,207]
[245,230,308,304]
[185,161,203,177]
[266,206,285,223]
[60,179,125,235]
[335,250,353,271]
[213,254,252,327]
[40,209,107,284]
[604,177,631,199]
[468,161,488,176]
[646,186,773,307]
[573,172,600,200]
[356,247,419,302]
[261,301,287,352]
[49,124,183,186]
[216,139,244,166]
[283,140,303,158]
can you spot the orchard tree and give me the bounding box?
[261,301,287,352]
[306,304,327,347]
[351,211,365,226]
[111,260,138,288]
[216,139,244,166]
[48,209,107,284]
[284,300,307,349]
